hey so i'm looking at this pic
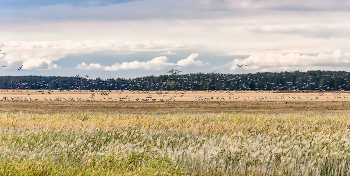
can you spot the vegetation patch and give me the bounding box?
[1,112,350,175]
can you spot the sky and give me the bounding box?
[1,0,350,78]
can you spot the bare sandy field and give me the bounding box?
[1,89,350,102]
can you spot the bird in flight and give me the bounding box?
[18,65,23,70]
[237,64,249,67]
[2,66,7,67]
[167,69,182,75]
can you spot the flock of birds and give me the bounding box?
[1,89,350,102]
[3,49,349,93]
[167,69,182,75]
[0,50,255,92]
[2,70,349,92]
[0,50,349,102]
[193,91,350,101]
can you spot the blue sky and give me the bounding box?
[0,0,136,7]
[1,0,350,78]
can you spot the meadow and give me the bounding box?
[1,99,350,175]
[1,90,350,175]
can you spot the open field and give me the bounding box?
[1,89,350,102]
[1,101,350,114]
[2,90,350,175]
[1,112,350,175]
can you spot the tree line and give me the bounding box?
[0,70,349,91]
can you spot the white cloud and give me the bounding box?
[2,0,350,22]
[248,24,350,39]
[176,53,208,66]
[22,58,60,70]
[1,0,350,58]
[103,54,208,71]
[2,6,350,57]
[0,39,209,71]
[104,56,175,71]
[161,51,177,55]
[2,0,350,76]
[225,50,350,72]
[75,62,102,70]
[0,40,191,70]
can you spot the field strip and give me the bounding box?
[1,101,350,114]
[1,90,350,102]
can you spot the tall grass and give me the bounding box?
[1,112,350,175]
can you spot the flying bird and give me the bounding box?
[167,69,182,75]
[2,66,7,67]
[166,69,174,73]
[18,65,23,70]
[237,64,249,67]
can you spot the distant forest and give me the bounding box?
[0,70,350,91]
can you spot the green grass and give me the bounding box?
[0,154,182,176]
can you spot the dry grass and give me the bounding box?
[1,101,350,114]
[1,90,350,175]
[1,112,350,175]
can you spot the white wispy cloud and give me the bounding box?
[0,40,190,70]
[161,51,177,55]
[22,58,60,70]
[177,53,208,66]
[104,56,175,71]
[75,62,102,70]
[76,54,208,71]
[1,0,350,77]
[2,0,350,21]
[223,50,350,72]
[248,24,350,39]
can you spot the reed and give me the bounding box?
[1,112,350,175]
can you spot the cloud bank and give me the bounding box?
[225,50,350,72]
[22,58,60,70]
[1,0,350,77]
[76,53,207,71]
[104,56,175,71]
[0,40,191,70]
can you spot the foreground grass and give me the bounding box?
[1,112,350,175]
